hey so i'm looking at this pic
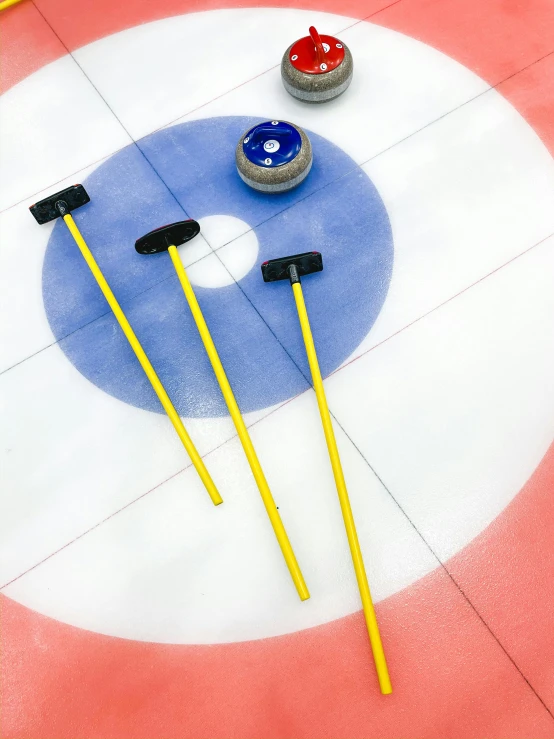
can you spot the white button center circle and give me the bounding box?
[263,139,280,153]
[185,215,259,288]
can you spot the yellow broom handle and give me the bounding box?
[291,280,392,694]
[0,0,26,11]
[168,245,309,600]
[62,214,222,506]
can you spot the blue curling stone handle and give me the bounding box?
[242,121,302,168]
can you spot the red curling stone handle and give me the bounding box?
[309,26,325,65]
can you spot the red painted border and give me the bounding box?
[0,0,64,94]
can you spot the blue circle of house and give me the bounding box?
[42,116,393,418]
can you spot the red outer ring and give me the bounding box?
[289,33,345,74]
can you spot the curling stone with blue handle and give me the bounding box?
[235,120,312,193]
[281,26,353,103]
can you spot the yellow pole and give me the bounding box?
[168,244,310,601]
[291,280,392,694]
[0,0,25,11]
[62,214,222,506]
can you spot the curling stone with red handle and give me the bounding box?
[281,26,353,103]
